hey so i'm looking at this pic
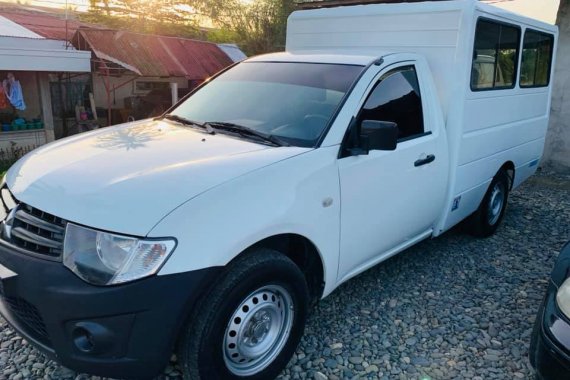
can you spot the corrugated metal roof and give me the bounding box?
[297,0,445,9]
[73,29,236,79]
[0,7,246,79]
[0,14,44,38]
[0,9,93,41]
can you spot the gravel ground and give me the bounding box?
[0,171,569,380]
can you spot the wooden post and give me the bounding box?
[170,82,179,105]
[37,72,55,142]
[89,93,98,121]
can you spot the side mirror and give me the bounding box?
[358,120,398,153]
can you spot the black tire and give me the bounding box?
[467,169,510,237]
[178,249,309,380]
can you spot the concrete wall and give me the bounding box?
[545,0,570,173]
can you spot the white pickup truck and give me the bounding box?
[0,1,558,379]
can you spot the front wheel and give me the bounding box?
[178,249,309,380]
[467,169,510,237]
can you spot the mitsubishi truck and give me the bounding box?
[0,1,558,378]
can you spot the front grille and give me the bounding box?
[11,204,66,257]
[2,294,51,346]
[0,186,66,259]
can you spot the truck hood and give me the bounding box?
[6,120,309,236]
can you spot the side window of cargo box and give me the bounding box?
[471,19,521,91]
[359,66,424,141]
[520,30,554,88]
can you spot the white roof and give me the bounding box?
[0,36,91,72]
[247,52,378,66]
[289,0,557,36]
[0,15,43,39]
[0,15,90,72]
[217,43,248,63]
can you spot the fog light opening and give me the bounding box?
[73,327,95,353]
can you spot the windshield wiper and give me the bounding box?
[205,122,290,147]
[162,114,210,131]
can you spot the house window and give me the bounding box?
[471,19,521,91]
[520,30,555,88]
[50,78,92,119]
[133,80,170,94]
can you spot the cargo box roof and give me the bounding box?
[247,52,379,66]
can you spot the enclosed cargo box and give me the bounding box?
[287,0,558,232]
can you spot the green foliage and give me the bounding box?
[498,50,516,85]
[520,47,551,86]
[206,28,241,44]
[193,0,296,55]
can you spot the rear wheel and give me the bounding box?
[468,169,510,237]
[178,249,309,380]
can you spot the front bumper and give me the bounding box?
[530,284,570,380]
[0,240,220,379]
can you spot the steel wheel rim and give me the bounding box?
[223,284,294,376]
[488,183,505,226]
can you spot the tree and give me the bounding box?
[83,0,203,38]
[82,0,296,55]
[193,0,296,55]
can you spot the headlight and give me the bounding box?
[63,223,176,286]
[556,278,570,319]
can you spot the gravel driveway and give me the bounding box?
[1,172,569,380]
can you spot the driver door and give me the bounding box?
[337,62,447,281]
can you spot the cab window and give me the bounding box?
[359,66,424,141]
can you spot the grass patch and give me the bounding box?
[0,163,13,178]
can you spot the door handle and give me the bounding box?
[414,154,436,167]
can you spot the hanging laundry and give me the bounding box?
[0,85,8,110]
[4,73,26,111]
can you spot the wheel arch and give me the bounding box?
[240,234,326,304]
[499,161,515,190]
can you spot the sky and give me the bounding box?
[4,0,90,12]
[2,0,562,25]
[487,0,560,24]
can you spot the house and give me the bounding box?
[71,28,245,126]
[0,5,246,138]
[0,14,91,158]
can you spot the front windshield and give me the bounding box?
[170,62,364,147]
